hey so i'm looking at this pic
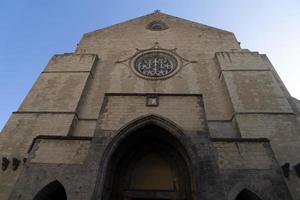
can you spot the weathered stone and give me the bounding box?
[0,11,298,200]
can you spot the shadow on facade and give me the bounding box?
[101,124,193,200]
[32,180,67,200]
[235,189,262,200]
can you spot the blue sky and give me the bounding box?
[0,0,300,130]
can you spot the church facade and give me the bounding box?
[1,12,300,200]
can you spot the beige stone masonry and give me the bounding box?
[223,71,292,113]
[31,139,91,164]
[44,54,97,73]
[216,51,293,113]
[98,94,207,132]
[216,52,272,71]
[19,73,90,112]
[213,141,273,169]
[0,113,74,157]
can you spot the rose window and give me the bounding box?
[134,52,177,78]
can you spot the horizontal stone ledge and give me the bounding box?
[34,135,92,141]
[53,53,98,56]
[42,70,92,73]
[13,111,77,115]
[41,70,95,79]
[28,135,93,153]
[234,111,295,115]
[211,137,269,142]
[207,119,233,122]
[77,118,98,121]
[221,69,271,72]
[215,51,259,55]
[105,93,203,97]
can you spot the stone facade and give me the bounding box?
[1,11,299,200]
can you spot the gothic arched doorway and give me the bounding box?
[102,124,193,200]
[33,180,67,200]
[235,189,263,200]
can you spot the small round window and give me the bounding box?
[147,21,168,31]
[133,51,178,79]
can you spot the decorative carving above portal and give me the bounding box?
[116,42,197,80]
[134,52,177,78]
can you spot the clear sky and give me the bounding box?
[0,0,300,130]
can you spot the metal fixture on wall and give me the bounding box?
[2,157,9,171]
[282,163,290,178]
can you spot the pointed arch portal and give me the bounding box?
[101,117,193,200]
[33,180,67,200]
[235,189,263,200]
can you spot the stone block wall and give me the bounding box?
[72,12,240,137]
[44,54,97,72]
[216,51,300,200]
[98,94,207,133]
[213,140,273,169]
[9,136,98,200]
[30,137,91,164]
[1,12,299,200]
[213,138,293,200]
[216,52,292,113]
[0,53,97,200]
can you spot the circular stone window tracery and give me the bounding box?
[132,51,179,79]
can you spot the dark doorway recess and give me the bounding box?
[102,124,193,200]
[33,180,67,200]
[132,199,170,200]
[235,189,263,200]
